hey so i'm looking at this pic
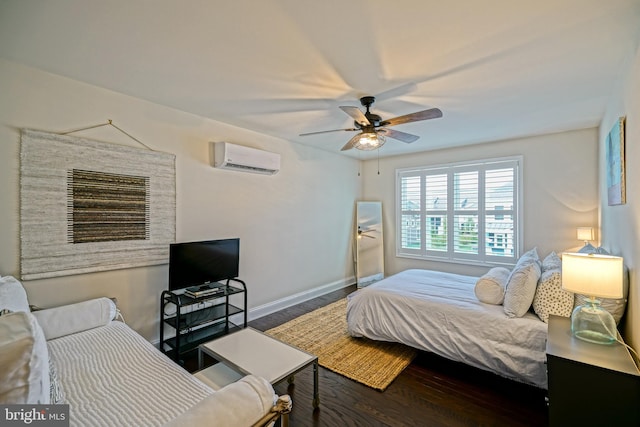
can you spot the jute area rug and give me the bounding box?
[266,298,417,391]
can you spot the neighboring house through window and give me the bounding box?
[396,156,522,266]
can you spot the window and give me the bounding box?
[396,157,522,265]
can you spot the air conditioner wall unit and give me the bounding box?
[212,142,280,175]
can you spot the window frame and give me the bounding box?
[395,156,523,267]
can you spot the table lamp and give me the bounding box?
[576,227,595,253]
[561,252,623,344]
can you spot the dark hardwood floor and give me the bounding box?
[245,284,549,427]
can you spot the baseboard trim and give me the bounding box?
[246,276,354,321]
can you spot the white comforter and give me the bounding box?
[346,269,548,388]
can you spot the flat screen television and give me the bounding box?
[168,238,239,291]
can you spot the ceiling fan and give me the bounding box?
[299,96,443,151]
[357,226,377,239]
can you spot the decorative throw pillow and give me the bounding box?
[32,297,117,340]
[504,262,541,318]
[474,267,510,305]
[541,251,562,272]
[0,276,30,313]
[0,311,50,404]
[532,269,573,323]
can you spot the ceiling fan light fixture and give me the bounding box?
[354,132,385,151]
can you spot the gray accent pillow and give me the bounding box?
[541,251,561,272]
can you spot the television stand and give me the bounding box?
[159,278,247,363]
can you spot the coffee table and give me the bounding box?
[196,327,319,409]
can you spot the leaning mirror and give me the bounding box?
[355,201,384,288]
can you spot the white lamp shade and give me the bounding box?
[576,227,594,241]
[561,252,623,298]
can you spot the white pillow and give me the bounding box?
[32,297,117,340]
[474,267,510,305]
[0,311,50,404]
[165,375,277,426]
[504,262,541,318]
[532,269,573,323]
[0,276,30,313]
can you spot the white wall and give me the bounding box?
[361,129,599,278]
[600,41,640,349]
[0,59,360,341]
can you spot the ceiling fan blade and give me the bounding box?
[341,133,362,151]
[378,128,420,143]
[380,108,443,127]
[339,106,370,126]
[299,128,358,136]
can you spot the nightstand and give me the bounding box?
[546,315,640,426]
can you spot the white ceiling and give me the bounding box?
[1,0,639,158]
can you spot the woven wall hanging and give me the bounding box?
[20,127,176,280]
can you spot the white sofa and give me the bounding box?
[0,276,290,426]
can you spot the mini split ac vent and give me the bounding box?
[211,142,280,175]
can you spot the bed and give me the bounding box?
[346,269,548,389]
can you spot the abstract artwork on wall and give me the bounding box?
[606,117,626,206]
[20,129,175,280]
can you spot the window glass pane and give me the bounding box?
[425,215,447,251]
[425,174,447,210]
[401,214,421,249]
[401,175,421,211]
[486,218,515,257]
[454,215,478,254]
[486,168,513,210]
[454,171,478,210]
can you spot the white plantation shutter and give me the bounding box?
[400,174,421,251]
[453,170,478,256]
[485,167,516,260]
[396,157,521,265]
[425,173,447,253]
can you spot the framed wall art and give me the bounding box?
[606,116,626,206]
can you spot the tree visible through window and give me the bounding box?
[396,157,521,265]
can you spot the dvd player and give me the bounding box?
[184,284,222,298]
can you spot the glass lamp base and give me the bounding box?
[571,298,617,345]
